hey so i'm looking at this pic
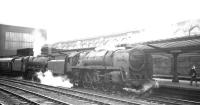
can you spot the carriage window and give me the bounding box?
[0,62,9,69]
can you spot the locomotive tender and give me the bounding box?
[0,48,157,94]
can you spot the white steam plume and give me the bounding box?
[33,29,45,57]
[37,70,73,88]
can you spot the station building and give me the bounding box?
[0,24,47,57]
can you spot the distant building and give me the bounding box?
[0,24,47,57]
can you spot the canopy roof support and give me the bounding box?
[171,53,179,82]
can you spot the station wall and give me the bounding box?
[153,54,171,75]
[153,54,200,76]
[0,24,47,57]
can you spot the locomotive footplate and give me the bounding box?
[123,79,158,95]
[71,66,121,71]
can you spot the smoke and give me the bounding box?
[123,80,159,95]
[36,70,73,88]
[33,29,46,57]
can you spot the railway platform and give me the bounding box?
[154,78,200,91]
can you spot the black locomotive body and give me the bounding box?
[48,48,157,93]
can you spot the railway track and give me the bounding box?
[1,77,199,105]
[0,89,30,105]
[77,86,200,105]
[0,83,72,105]
[148,95,200,105]
[78,83,200,105]
[138,95,200,105]
[0,77,158,105]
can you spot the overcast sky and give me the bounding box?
[0,0,200,44]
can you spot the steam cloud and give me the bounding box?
[33,29,45,57]
[37,70,73,88]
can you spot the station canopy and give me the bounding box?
[126,35,200,54]
[42,34,200,55]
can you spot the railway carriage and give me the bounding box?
[0,57,24,76]
[0,58,13,72]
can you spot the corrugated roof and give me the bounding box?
[128,35,200,53]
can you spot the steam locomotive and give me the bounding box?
[0,48,49,81]
[45,48,157,93]
[0,48,158,94]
